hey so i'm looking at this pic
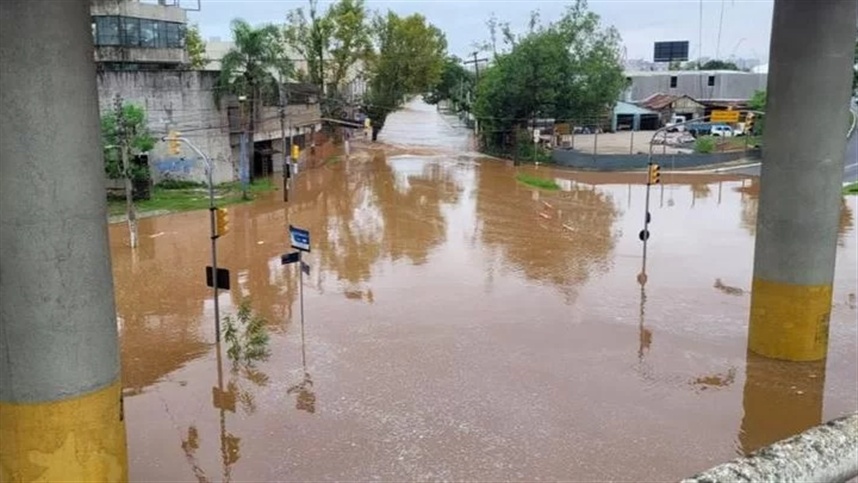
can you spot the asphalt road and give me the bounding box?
[727,131,857,184]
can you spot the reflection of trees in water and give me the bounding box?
[111,231,210,395]
[297,151,462,288]
[476,169,619,299]
[736,179,854,244]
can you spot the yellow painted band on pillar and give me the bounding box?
[748,278,833,362]
[0,380,127,482]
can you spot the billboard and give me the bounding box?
[654,41,690,63]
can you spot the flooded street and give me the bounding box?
[111,100,858,481]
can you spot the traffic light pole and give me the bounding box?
[163,135,221,341]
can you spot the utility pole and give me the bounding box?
[748,0,857,362]
[279,83,289,202]
[463,52,488,135]
[1,0,127,479]
[114,94,138,249]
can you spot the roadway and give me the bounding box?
[724,127,857,184]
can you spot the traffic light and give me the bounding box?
[745,113,755,135]
[648,163,661,185]
[167,130,181,155]
[215,207,230,237]
[291,143,300,161]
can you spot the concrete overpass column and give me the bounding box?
[749,0,857,361]
[0,0,127,480]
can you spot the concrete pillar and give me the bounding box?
[749,0,857,361]
[0,1,127,481]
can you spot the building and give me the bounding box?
[637,94,706,126]
[623,70,767,103]
[91,0,321,185]
[91,0,188,70]
[611,101,660,132]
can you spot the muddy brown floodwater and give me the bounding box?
[110,100,858,482]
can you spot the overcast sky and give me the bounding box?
[187,0,774,63]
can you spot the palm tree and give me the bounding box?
[216,19,291,181]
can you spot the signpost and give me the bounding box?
[281,225,314,413]
[710,110,741,123]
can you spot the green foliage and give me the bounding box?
[425,56,475,111]
[474,0,625,152]
[516,173,560,190]
[363,11,446,139]
[223,298,271,367]
[844,182,858,195]
[694,136,716,154]
[108,178,276,217]
[101,103,155,180]
[186,24,207,69]
[215,19,290,114]
[700,59,740,70]
[749,90,766,111]
[283,0,372,119]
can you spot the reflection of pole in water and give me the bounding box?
[718,181,723,205]
[287,253,316,414]
[738,352,825,455]
[637,283,652,362]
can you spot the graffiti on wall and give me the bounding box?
[153,157,195,176]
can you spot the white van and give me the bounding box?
[667,115,687,132]
[710,124,734,137]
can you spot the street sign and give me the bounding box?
[289,225,311,252]
[711,110,740,123]
[281,251,300,265]
[206,266,231,290]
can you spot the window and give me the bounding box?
[165,23,181,48]
[669,76,678,88]
[93,16,185,49]
[121,17,140,47]
[94,16,120,46]
[707,75,715,87]
[140,19,157,48]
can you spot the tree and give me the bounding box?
[216,19,290,184]
[474,0,625,153]
[186,24,207,69]
[749,90,766,111]
[283,0,371,118]
[700,59,739,70]
[283,0,332,94]
[363,12,446,140]
[101,100,155,249]
[425,56,474,111]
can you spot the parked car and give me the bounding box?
[710,124,735,137]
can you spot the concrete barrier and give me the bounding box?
[550,148,761,171]
[682,412,858,483]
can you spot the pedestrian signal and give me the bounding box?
[291,144,300,161]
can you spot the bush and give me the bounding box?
[516,173,560,190]
[695,136,716,154]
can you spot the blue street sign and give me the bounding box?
[290,225,311,252]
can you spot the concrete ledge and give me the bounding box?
[551,148,761,171]
[682,412,858,483]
